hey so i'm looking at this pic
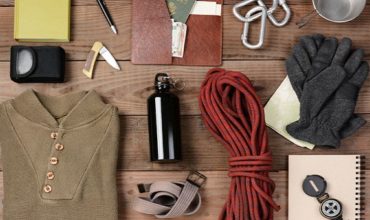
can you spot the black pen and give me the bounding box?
[96,0,117,34]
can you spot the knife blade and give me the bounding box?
[100,47,120,70]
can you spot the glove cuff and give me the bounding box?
[339,115,367,138]
[286,120,341,148]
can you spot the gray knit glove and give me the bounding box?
[286,34,324,98]
[287,35,367,139]
[286,36,369,147]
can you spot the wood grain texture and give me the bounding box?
[0,170,368,219]
[0,0,369,6]
[223,4,370,60]
[0,61,369,115]
[0,114,369,171]
[117,115,370,171]
[0,3,370,61]
[0,1,370,220]
[0,3,130,61]
[0,0,332,6]
[118,171,369,220]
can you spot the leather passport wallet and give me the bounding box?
[132,0,223,66]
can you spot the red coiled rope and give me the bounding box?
[199,68,280,220]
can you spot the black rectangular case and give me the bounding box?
[10,46,65,83]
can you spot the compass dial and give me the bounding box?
[321,199,342,218]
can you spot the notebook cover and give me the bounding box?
[131,0,222,66]
[289,155,363,220]
[14,0,71,42]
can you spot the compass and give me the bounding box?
[303,175,343,220]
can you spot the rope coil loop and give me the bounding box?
[199,68,280,220]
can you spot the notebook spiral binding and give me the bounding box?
[355,156,365,220]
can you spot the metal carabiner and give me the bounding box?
[241,6,267,49]
[257,0,291,27]
[233,0,290,49]
[271,0,291,27]
[233,0,259,23]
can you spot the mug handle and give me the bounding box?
[296,9,318,28]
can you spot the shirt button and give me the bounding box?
[44,185,52,193]
[55,143,64,151]
[47,171,55,180]
[50,157,58,165]
[50,132,58,139]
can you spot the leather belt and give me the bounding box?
[199,68,280,220]
[132,171,206,218]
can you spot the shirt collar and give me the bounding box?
[11,89,109,129]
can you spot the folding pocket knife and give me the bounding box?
[83,41,120,79]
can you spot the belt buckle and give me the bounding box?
[187,171,207,187]
[137,184,147,193]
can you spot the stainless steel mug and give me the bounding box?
[297,0,366,28]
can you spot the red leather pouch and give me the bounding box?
[173,0,223,66]
[132,0,223,66]
[131,0,172,64]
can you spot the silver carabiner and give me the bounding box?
[233,0,290,49]
[233,0,259,23]
[241,6,267,49]
[271,0,291,27]
[258,0,291,27]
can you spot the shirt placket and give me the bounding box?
[42,127,66,196]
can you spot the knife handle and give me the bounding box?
[83,41,103,79]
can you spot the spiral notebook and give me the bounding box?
[289,155,364,220]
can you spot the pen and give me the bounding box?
[96,0,118,34]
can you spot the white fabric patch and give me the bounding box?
[190,1,222,16]
[264,77,315,149]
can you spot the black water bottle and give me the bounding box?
[147,73,182,162]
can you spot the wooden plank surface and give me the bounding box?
[0,1,369,220]
[1,4,370,61]
[118,115,370,171]
[0,0,369,6]
[0,0,338,6]
[0,171,368,219]
[0,61,369,115]
[118,171,370,219]
[0,114,368,172]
